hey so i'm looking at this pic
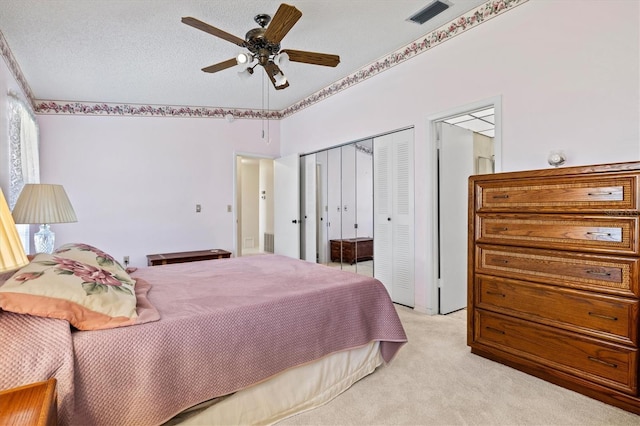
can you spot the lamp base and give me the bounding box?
[34,224,55,254]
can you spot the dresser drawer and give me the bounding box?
[474,310,638,395]
[476,275,639,346]
[476,245,640,297]
[476,214,639,255]
[474,175,638,213]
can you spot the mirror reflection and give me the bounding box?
[301,139,373,276]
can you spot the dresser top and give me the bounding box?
[470,161,640,183]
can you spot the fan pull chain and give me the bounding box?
[266,77,270,143]
[261,71,270,143]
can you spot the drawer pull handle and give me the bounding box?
[586,270,612,277]
[485,326,505,335]
[586,231,612,237]
[492,227,509,232]
[588,312,618,321]
[588,191,614,196]
[587,357,618,368]
[486,291,506,297]
[492,194,510,199]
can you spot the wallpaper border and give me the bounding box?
[1,0,528,119]
[0,31,36,106]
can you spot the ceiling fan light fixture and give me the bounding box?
[183,4,340,91]
[276,51,290,67]
[236,52,251,65]
[273,71,287,87]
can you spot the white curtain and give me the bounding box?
[8,95,40,253]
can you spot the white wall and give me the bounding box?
[280,0,640,313]
[37,114,279,266]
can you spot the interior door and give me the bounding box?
[327,147,342,263]
[438,123,474,314]
[355,140,374,275]
[390,129,415,306]
[301,154,317,262]
[274,153,300,258]
[373,136,391,295]
[315,151,329,264]
[341,144,356,266]
[374,129,415,306]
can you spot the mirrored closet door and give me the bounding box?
[300,139,373,276]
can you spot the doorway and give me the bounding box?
[235,154,274,257]
[429,97,502,314]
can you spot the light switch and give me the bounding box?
[227,205,232,212]
[196,204,201,213]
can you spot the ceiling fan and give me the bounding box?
[182,3,340,90]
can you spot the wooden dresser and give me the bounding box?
[468,161,640,415]
[0,379,57,426]
[147,249,232,266]
[330,237,373,264]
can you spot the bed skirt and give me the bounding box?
[164,341,383,425]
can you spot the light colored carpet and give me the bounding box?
[279,305,639,425]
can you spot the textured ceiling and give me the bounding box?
[0,0,488,111]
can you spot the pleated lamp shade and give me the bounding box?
[12,184,77,225]
[0,187,29,273]
[12,184,77,254]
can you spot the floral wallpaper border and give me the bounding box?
[0,31,36,106]
[2,0,527,119]
[280,0,527,118]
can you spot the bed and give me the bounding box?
[0,244,407,425]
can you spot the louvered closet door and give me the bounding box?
[374,139,393,294]
[374,128,415,306]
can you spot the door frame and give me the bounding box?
[233,152,275,257]
[425,95,502,315]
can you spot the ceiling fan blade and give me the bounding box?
[264,61,289,90]
[201,58,238,73]
[280,49,340,67]
[182,17,245,47]
[263,4,302,44]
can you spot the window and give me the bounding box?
[8,94,40,253]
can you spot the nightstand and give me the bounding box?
[146,249,232,266]
[0,378,57,426]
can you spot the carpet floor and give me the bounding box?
[279,305,639,425]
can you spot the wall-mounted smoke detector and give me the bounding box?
[408,0,451,25]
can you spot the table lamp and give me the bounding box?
[0,187,29,272]
[12,184,77,254]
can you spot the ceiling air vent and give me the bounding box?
[408,1,450,25]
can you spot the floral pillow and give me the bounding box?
[0,253,138,330]
[53,243,135,286]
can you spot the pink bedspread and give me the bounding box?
[2,254,407,425]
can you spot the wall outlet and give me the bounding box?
[123,256,130,266]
